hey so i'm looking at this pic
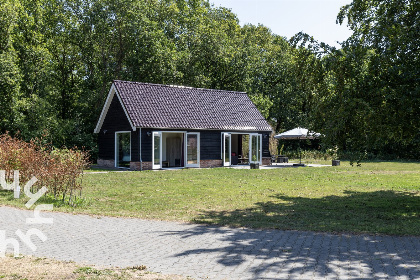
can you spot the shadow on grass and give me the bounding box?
[161,191,420,279]
[193,190,420,236]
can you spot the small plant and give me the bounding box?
[349,150,367,167]
[131,265,147,271]
[75,267,102,275]
[279,144,284,156]
[326,146,339,160]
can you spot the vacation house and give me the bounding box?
[94,80,272,170]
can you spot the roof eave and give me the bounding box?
[135,126,272,132]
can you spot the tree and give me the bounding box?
[302,0,419,160]
[335,0,419,158]
[5,0,416,160]
[0,0,22,132]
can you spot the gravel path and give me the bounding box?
[1,206,419,279]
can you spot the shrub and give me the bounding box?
[283,149,334,160]
[0,133,89,205]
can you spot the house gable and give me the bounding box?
[96,93,137,161]
[94,84,136,134]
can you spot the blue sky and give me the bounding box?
[209,0,353,48]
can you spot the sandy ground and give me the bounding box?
[0,254,190,280]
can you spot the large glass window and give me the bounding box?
[185,133,200,167]
[187,134,198,165]
[116,132,131,168]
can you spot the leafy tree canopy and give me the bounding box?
[0,0,417,160]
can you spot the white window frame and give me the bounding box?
[115,131,132,168]
[220,132,263,166]
[185,132,200,168]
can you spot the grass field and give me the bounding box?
[1,161,419,236]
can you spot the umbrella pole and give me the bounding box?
[299,140,302,165]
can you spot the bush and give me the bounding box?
[0,133,90,205]
[283,149,334,160]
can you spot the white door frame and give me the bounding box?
[249,133,262,165]
[152,131,201,169]
[222,133,231,166]
[221,132,263,166]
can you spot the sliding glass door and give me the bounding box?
[153,131,200,169]
[249,133,262,164]
[223,133,231,166]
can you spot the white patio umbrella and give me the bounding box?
[274,127,321,165]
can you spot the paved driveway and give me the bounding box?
[1,206,419,279]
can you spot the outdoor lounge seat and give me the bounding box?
[277,156,289,163]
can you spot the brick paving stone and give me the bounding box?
[1,206,419,280]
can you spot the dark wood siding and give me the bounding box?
[97,95,135,160]
[140,128,153,162]
[261,131,271,157]
[200,131,222,160]
[131,129,140,162]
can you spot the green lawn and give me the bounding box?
[1,161,419,236]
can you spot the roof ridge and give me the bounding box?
[113,80,248,94]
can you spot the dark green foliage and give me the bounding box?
[325,0,419,159]
[293,0,419,160]
[0,0,22,132]
[0,0,290,158]
[0,0,417,159]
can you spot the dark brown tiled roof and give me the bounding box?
[113,80,272,131]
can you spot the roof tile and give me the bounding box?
[113,80,272,131]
